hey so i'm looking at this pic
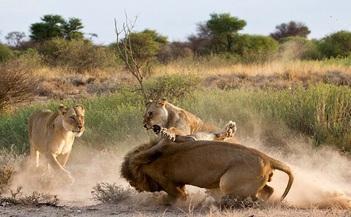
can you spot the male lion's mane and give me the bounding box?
[121,140,163,192]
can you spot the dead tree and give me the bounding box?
[114,16,148,102]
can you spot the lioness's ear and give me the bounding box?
[58,104,67,115]
[158,98,167,107]
[74,105,85,116]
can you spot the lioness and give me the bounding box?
[121,139,294,204]
[28,104,85,182]
[143,99,237,142]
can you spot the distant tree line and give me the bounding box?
[1,13,351,71]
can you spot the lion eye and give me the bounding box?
[148,111,153,117]
[70,116,75,121]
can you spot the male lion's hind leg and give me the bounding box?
[219,166,262,202]
[215,121,237,140]
[257,185,274,201]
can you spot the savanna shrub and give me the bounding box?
[277,36,321,60]
[38,38,118,72]
[318,31,351,58]
[157,42,193,63]
[144,74,200,102]
[0,60,37,112]
[16,48,43,69]
[232,34,279,62]
[0,44,14,63]
[116,29,168,65]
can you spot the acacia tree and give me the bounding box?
[270,21,311,41]
[30,15,84,41]
[114,17,167,101]
[187,23,212,55]
[206,13,246,52]
[62,18,84,40]
[188,13,246,54]
[5,31,26,47]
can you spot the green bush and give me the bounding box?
[16,49,43,69]
[144,74,200,102]
[116,29,168,65]
[157,42,193,63]
[232,34,279,62]
[38,38,118,72]
[0,44,14,63]
[278,36,321,60]
[318,31,351,58]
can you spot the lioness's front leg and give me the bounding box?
[57,152,71,167]
[46,153,74,182]
[215,121,237,140]
[154,126,195,143]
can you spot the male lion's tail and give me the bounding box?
[269,158,294,201]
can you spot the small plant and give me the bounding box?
[92,182,133,203]
[0,186,59,207]
[0,165,14,193]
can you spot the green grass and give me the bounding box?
[320,55,351,66]
[0,84,350,154]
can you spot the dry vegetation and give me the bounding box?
[1,59,349,105]
[0,60,37,111]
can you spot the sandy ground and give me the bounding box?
[1,201,351,217]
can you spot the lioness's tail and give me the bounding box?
[270,158,294,201]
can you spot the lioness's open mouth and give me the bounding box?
[152,125,161,134]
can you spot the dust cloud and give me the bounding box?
[245,134,351,209]
[9,131,351,209]
[9,144,130,206]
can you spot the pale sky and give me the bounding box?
[0,0,350,44]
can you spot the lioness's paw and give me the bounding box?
[225,121,237,137]
[160,128,176,142]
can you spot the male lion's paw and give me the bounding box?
[225,121,237,137]
[160,128,176,142]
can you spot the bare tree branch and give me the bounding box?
[114,15,148,101]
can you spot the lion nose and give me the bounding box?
[77,125,83,130]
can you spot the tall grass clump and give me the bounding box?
[0,60,38,112]
[253,85,351,149]
[185,85,351,150]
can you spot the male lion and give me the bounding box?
[143,99,237,142]
[28,104,85,182]
[121,139,294,204]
